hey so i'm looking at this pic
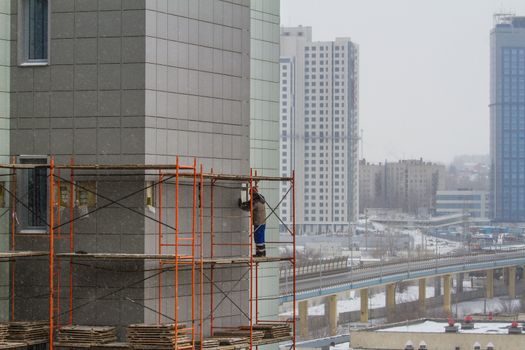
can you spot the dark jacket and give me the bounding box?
[240,194,266,226]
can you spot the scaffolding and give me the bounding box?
[0,156,297,350]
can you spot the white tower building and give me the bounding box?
[280,26,359,234]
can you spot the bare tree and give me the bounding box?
[498,299,520,315]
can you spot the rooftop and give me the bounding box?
[375,320,519,335]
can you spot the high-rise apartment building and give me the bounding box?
[280,26,359,234]
[359,159,446,215]
[490,15,525,222]
[0,0,282,338]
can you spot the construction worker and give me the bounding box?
[239,189,266,257]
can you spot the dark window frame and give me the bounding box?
[19,0,50,65]
[18,156,48,233]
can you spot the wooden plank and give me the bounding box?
[253,336,293,346]
[0,251,49,259]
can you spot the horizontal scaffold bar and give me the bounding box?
[56,253,292,264]
[0,163,292,181]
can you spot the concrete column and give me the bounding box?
[508,266,516,299]
[486,269,494,299]
[386,283,396,320]
[457,273,464,293]
[327,295,338,336]
[360,288,369,323]
[434,276,441,297]
[443,274,452,315]
[418,278,426,314]
[299,300,308,338]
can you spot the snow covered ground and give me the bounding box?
[404,229,461,254]
[453,297,520,317]
[281,280,477,317]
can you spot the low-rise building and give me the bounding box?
[436,190,490,219]
[351,319,523,350]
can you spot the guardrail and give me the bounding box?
[279,256,348,280]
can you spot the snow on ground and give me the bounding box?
[404,229,461,254]
[378,320,517,334]
[280,286,435,317]
[280,280,478,317]
[454,297,520,317]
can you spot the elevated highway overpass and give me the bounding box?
[280,249,525,338]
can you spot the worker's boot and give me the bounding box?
[254,244,266,257]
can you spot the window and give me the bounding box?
[19,157,48,231]
[0,182,5,208]
[20,0,49,64]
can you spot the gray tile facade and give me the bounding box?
[8,0,253,339]
[0,0,11,322]
[249,0,280,328]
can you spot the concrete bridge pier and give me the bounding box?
[486,269,494,299]
[434,276,441,297]
[418,278,426,315]
[386,283,396,320]
[360,288,369,323]
[299,300,308,338]
[324,295,338,336]
[443,274,452,315]
[457,273,464,293]
[507,266,516,299]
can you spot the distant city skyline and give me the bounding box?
[281,0,525,164]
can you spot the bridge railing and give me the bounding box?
[280,256,348,280]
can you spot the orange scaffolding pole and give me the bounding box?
[9,156,16,322]
[69,158,74,325]
[199,164,204,347]
[254,171,259,327]
[209,170,215,336]
[174,157,180,344]
[248,168,254,349]
[292,170,297,348]
[56,170,61,327]
[191,158,197,349]
[49,157,55,350]
[157,170,163,324]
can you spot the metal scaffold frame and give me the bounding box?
[0,156,297,350]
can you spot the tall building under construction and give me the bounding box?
[0,1,294,349]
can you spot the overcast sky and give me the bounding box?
[280,0,525,164]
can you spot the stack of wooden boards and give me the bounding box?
[240,323,292,339]
[213,329,264,342]
[0,324,8,344]
[206,336,248,350]
[127,324,190,349]
[57,326,117,347]
[213,323,292,343]
[7,321,49,345]
[194,338,220,350]
[90,343,132,350]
